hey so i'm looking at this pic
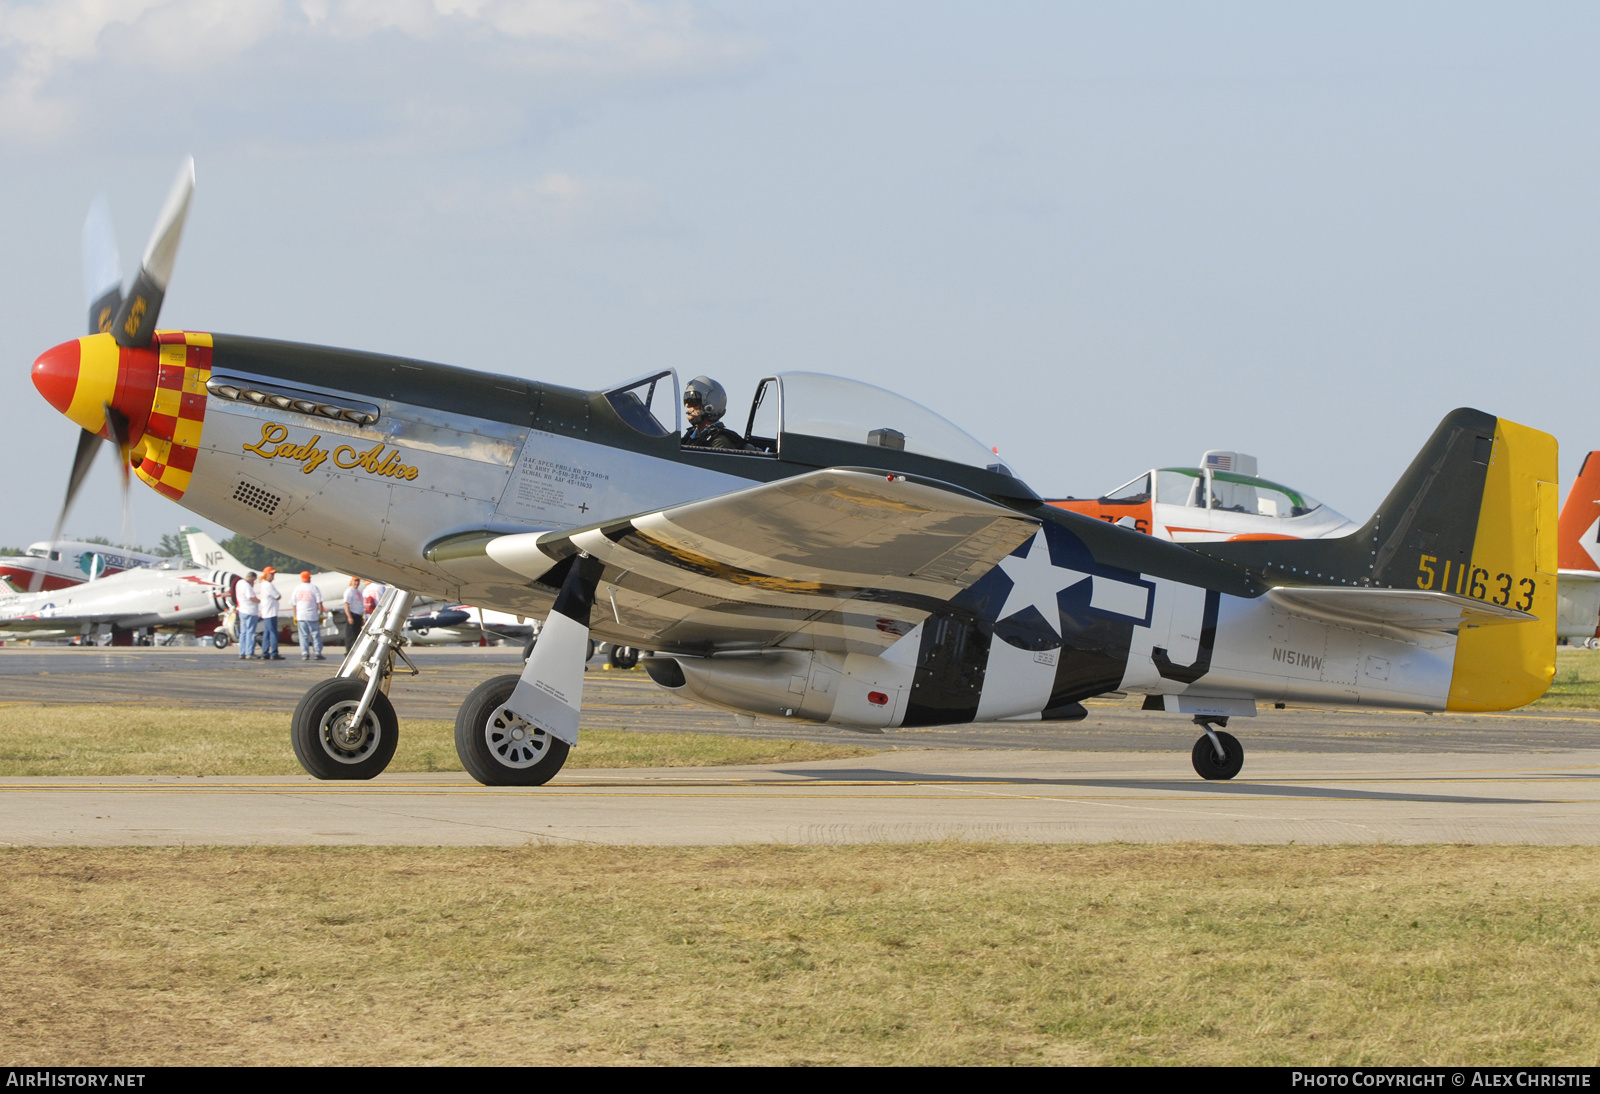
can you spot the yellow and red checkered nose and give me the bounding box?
[32,333,158,442]
[32,330,214,501]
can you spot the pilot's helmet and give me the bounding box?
[683,376,727,423]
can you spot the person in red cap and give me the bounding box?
[291,570,326,661]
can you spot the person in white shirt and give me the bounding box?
[342,576,364,647]
[362,580,387,618]
[257,566,284,660]
[292,571,326,661]
[234,571,260,659]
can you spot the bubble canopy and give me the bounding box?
[772,372,1011,474]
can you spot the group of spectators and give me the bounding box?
[231,570,387,662]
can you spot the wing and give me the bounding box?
[487,468,1039,655]
[1266,585,1535,635]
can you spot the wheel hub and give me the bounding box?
[320,701,379,762]
[486,705,550,768]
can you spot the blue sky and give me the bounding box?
[3,1,1597,549]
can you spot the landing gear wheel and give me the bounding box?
[455,673,570,786]
[608,645,639,670]
[291,677,399,780]
[1191,730,1244,781]
[212,632,231,649]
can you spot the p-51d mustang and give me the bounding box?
[28,162,1558,784]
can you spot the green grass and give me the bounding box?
[1532,648,1600,709]
[0,704,876,776]
[3,844,1598,1065]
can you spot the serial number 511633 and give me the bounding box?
[1417,554,1534,611]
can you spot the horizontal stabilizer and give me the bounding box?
[1266,585,1534,634]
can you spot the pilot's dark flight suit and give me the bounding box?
[683,422,745,450]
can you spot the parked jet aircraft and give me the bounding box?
[26,162,1560,785]
[0,551,237,644]
[0,540,162,592]
[405,604,534,647]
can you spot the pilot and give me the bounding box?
[681,376,744,451]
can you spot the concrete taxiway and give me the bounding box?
[5,647,1600,846]
[4,749,1600,847]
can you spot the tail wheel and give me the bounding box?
[1191,730,1244,780]
[291,677,399,781]
[455,674,570,786]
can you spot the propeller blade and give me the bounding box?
[82,196,123,336]
[104,403,135,545]
[104,403,132,474]
[110,157,194,348]
[29,429,104,593]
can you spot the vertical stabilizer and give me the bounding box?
[1444,418,1559,710]
[1195,409,1558,710]
[183,527,248,574]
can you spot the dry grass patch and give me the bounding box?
[1,845,1598,1066]
[0,704,876,776]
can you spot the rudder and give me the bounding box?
[1444,418,1558,710]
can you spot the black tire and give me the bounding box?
[1191,730,1244,780]
[608,645,639,670]
[586,638,596,663]
[212,632,231,649]
[454,673,570,787]
[291,677,399,780]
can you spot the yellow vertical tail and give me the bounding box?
[1446,419,1558,711]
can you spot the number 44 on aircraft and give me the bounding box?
[28,161,1560,784]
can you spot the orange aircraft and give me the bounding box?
[1054,447,1600,647]
[1047,450,1358,543]
[1557,453,1600,647]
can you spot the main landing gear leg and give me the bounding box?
[290,587,418,780]
[455,554,603,786]
[1190,715,1244,781]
